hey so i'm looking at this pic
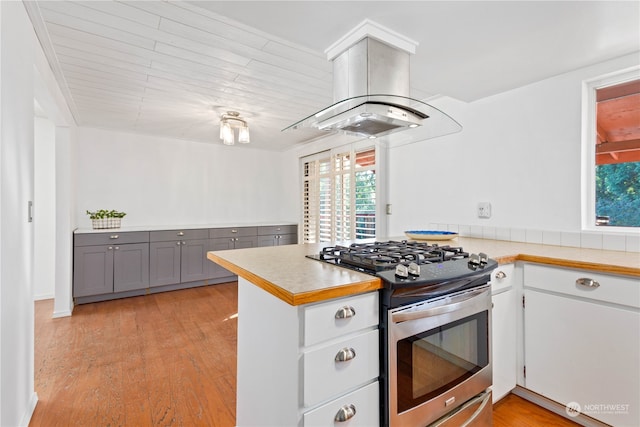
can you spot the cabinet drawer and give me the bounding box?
[209,227,257,238]
[523,263,640,308]
[258,224,297,235]
[303,329,379,407]
[491,263,516,294]
[304,292,379,346]
[303,381,379,427]
[150,229,208,242]
[74,231,149,246]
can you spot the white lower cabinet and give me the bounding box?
[523,264,640,426]
[304,381,379,427]
[490,264,517,403]
[303,329,379,407]
[301,293,380,426]
[236,278,379,427]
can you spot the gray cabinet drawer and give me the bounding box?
[150,228,208,242]
[74,231,149,246]
[209,227,257,238]
[258,225,297,235]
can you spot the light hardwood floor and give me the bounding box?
[31,282,577,426]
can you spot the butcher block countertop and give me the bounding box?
[207,237,640,306]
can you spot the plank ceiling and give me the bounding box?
[30,0,333,150]
[26,1,640,151]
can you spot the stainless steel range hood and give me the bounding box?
[284,36,462,141]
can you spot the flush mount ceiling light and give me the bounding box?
[219,111,250,145]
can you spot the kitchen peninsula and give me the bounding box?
[207,237,640,427]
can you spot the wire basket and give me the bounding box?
[91,218,122,229]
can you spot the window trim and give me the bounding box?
[581,65,640,232]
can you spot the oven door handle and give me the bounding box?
[391,287,487,323]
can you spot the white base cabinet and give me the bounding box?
[490,264,517,403]
[523,264,640,426]
[236,278,379,427]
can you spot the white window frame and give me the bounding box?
[300,140,387,243]
[581,65,640,232]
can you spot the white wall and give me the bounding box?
[33,117,56,300]
[74,127,296,228]
[0,1,38,425]
[385,53,640,240]
[53,126,75,318]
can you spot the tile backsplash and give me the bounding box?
[430,224,640,253]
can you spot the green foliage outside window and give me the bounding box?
[595,162,640,227]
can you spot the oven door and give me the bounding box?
[388,285,492,427]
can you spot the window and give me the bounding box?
[583,67,640,230]
[302,146,376,243]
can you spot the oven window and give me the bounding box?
[396,311,489,413]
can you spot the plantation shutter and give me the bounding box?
[302,146,376,243]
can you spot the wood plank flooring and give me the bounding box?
[493,394,579,427]
[32,283,238,427]
[31,282,577,426]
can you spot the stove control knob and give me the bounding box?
[408,262,420,276]
[468,254,480,270]
[479,252,488,265]
[395,264,409,278]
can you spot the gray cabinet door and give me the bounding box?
[278,234,297,246]
[258,234,297,247]
[235,235,258,249]
[73,245,114,297]
[258,235,276,247]
[180,238,210,283]
[209,238,236,279]
[149,241,181,287]
[113,243,150,292]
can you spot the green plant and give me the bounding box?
[86,209,127,219]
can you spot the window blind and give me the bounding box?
[302,147,376,243]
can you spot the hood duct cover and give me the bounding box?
[284,35,462,142]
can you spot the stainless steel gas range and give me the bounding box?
[308,240,497,427]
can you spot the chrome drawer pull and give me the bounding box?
[335,347,356,362]
[495,271,506,279]
[576,278,600,289]
[334,404,356,422]
[109,235,119,239]
[335,306,356,319]
[177,231,185,236]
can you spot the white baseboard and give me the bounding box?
[19,392,38,427]
[33,293,54,301]
[512,386,609,427]
[52,309,72,318]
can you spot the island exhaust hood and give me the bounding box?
[284,27,462,141]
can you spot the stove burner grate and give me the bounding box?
[316,241,469,274]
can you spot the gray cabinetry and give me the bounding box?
[258,225,298,247]
[149,229,210,287]
[73,223,298,304]
[209,227,258,278]
[73,232,149,298]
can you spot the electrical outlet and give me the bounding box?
[478,202,491,218]
[386,203,393,215]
